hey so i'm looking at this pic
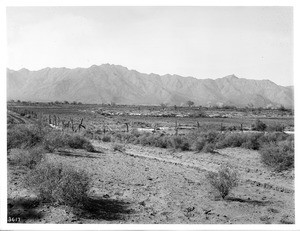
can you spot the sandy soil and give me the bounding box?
[7,141,294,224]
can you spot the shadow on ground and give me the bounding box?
[55,150,103,159]
[226,197,272,206]
[74,196,134,221]
[7,197,44,223]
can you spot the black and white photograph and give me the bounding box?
[1,1,299,229]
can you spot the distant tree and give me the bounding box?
[54,101,60,104]
[187,100,194,107]
[64,100,69,104]
[78,102,83,105]
[72,101,77,105]
[174,105,177,110]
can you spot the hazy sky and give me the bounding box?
[7,6,293,86]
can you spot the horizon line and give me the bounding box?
[6,63,293,87]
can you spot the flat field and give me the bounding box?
[7,103,294,224]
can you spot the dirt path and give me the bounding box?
[7,110,33,124]
[8,141,294,224]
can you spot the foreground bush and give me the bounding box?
[206,165,239,199]
[25,163,91,206]
[43,131,95,152]
[9,146,45,169]
[7,124,44,150]
[260,140,294,172]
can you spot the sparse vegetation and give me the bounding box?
[260,140,294,172]
[112,143,126,152]
[7,102,295,224]
[9,146,45,169]
[25,162,91,207]
[206,165,239,199]
[7,124,45,150]
[251,119,267,131]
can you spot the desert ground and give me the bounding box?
[7,103,294,224]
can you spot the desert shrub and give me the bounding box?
[9,146,45,169]
[82,142,95,152]
[153,135,171,148]
[206,165,239,199]
[66,134,88,149]
[7,124,44,150]
[267,123,285,132]
[192,137,206,152]
[112,143,125,152]
[203,143,216,153]
[260,140,294,172]
[102,135,112,142]
[171,136,190,151]
[25,163,90,206]
[43,131,95,152]
[251,119,267,131]
[43,131,68,152]
[81,129,94,139]
[203,131,220,144]
[241,133,262,150]
[138,133,151,146]
[216,133,246,149]
[259,132,289,146]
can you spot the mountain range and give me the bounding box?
[7,64,294,108]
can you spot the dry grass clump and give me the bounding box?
[25,162,91,206]
[192,137,206,152]
[43,131,95,152]
[7,124,44,150]
[260,140,294,172]
[251,119,267,131]
[9,146,45,169]
[206,165,239,199]
[170,136,190,151]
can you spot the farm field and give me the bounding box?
[7,103,294,224]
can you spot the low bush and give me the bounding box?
[260,140,294,172]
[25,163,91,206]
[203,143,216,153]
[267,123,285,132]
[203,131,220,144]
[171,136,190,151]
[259,132,289,145]
[7,124,44,150]
[43,131,68,152]
[206,165,239,199]
[251,119,267,131]
[241,133,262,150]
[102,135,112,142]
[43,132,95,152]
[216,133,246,149]
[9,146,45,169]
[82,142,95,152]
[192,138,206,152]
[112,143,125,152]
[66,134,90,149]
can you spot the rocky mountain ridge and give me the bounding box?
[7,64,294,108]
